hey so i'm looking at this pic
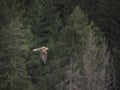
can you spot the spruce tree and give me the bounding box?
[0,17,33,90]
[56,6,89,90]
[24,0,63,90]
[56,6,116,90]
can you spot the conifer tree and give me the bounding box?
[24,0,63,90]
[0,17,33,90]
[55,6,89,90]
[56,6,116,90]
[82,27,116,90]
[0,0,34,89]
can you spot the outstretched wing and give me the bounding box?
[33,48,40,51]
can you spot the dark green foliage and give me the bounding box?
[0,17,33,90]
[24,0,63,89]
[0,0,119,90]
[78,0,120,89]
[0,1,33,90]
[55,6,89,89]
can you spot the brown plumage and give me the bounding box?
[33,46,48,63]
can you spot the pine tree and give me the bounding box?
[55,6,89,90]
[55,6,116,90]
[78,0,120,88]
[24,0,63,90]
[0,17,33,90]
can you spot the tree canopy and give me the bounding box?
[0,0,119,90]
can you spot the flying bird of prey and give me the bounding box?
[33,46,48,64]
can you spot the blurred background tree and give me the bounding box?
[0,0,119,90]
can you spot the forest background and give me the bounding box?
[0,0,120,90]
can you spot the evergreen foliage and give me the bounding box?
[0,17,33,90]
[0,0,119,90]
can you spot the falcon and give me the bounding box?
[33,46,48,63]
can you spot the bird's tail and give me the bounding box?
[41,54,47,64]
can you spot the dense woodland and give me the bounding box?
[0,0,120,90]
